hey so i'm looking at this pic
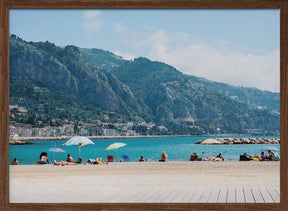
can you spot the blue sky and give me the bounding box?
[10,9,280,92]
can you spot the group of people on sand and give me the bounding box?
[35,153,79,166]
[189,152,228,161]
[241,150,279,161]
[11,149,279,165]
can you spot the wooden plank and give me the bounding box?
[274,187,280,196]
[104,188,130,202]
[235,187,245,203]
[243,188,255,203]
[199,187,212,203]
[140,188,162,202]
[266,187,280,203]
[207,188,220,203]
[149,188,168,202]
[258,187,274,203]
[150,188,176,202]
[227,187,236,203]
[124,188,148,203]
[169,188,191,203]
[181,187,198,202]
[251,188,264,203]
[97,188,127,202]
[189,187,205,203]
[161,188,180,203]
[217,187,227,203]
[82,188,113,202]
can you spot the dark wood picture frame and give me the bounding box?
[1,0,287,210]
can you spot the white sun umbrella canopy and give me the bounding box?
[105,142,127,161]
[200,138,221,156]
[200,138,221,145]
[63,136,94,160]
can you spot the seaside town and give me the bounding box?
[9,104,280,141]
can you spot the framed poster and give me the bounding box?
[1,0,287,210]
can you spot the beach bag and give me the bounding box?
[239,155,253,161]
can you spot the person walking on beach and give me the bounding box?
[159,151,168,162]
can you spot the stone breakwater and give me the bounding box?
[196,137,280,145]
[9,140,36,145]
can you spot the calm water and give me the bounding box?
[9,136,280,165]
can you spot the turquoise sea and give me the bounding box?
[9,136,280,165]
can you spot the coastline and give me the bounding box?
[9,133,279,141]
[9,134,280,144]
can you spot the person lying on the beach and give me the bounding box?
[93,157,105,164]
[159,151,168,162]
[53,160,78,166]
[204,155,215,161]
[146,158,154,162]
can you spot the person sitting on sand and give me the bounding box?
[159,151,168,162]
[252,151,267,161]
[268,150,275,161]
[139,156,145,162]
[216,152,224,161]
[77,157,82,164]
[99,157,105,164]
[66,154,74,162]
[53,160,78,166]
[190,152,198,161]
[260,151,267,160]
[36,152,49,164]
[11,158,18,165]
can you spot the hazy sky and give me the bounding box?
[10,9,280,92]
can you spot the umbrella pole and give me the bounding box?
[116,149,120,162]
[79,146,81,158]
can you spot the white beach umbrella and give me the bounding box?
[200,138,221,145]
[105,142,126,161]
[63,136,94,159]
[200,138,221,156]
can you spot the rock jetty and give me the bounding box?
[196,137,280,145]
[9,140,36,145]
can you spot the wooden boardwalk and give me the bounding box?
[11,187,280,203]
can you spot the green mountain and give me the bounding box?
[196,78,280,112]
[9,35,280,135]
[112,58,279,133]
[80,48,126,70]
[9,35,140,116]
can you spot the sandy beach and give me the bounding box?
[9,161,280,203]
